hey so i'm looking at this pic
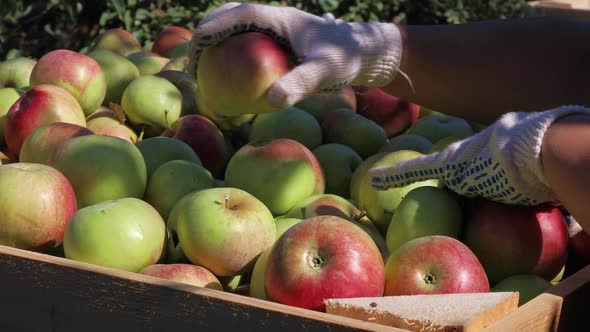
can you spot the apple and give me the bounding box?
[161,115,233,179]
[19,122,94,165]
[30,49,107,116]
[322,108,387,158]
[197,32,291,116]
[85,106,138,143]
[173,187,276,276]
[405,113,474,144]
[384,235,490,296]
[121,75,182,134]
[63,197,166,272]
[91,28,142,56]
[428,135,464,153]
[312,143,362,198]
[250,217,302,300]
[386,186,463,254]
[0,149,16,164]
[135,136,201,177]
[53,135,147,208]
[349,152,388,203]
[154,70,199,116]
[358,150,439,234]
[169,42,190,59]
[295,86,357,122]
[144,160,215,220]
[161,56,189,72]
[265,215,385,311]
[139,263,223,291]
[249,107,322,150]
[86,49,140,106]
[126,51,170,76]
[152,26,192,58]
[0,57,37,89]
[196,86,256,131]
[225,138,325,216]
[4,84,87,156]
[379,134,433,154]
[0,87,25,147]
[463,200,569,283]
[353,86,420,137]
[0,163,77,251]
[492,274,553,306]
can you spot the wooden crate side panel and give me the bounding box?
[548,265,590,332]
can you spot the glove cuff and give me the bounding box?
[350,22,403,87]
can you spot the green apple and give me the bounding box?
[249,107,322,150]
[91,28,142,57]
[0,88,25,147]
[173,187,276,276]
[126,51,170,76]
[0,57,37,89]
[380,134,433,154]
[294,86,357,122]
[161,56,188,72]
[312,143,362,198]
[349,152,388,203]
[405,113,474,144]
[428,135,465,153]
[63,197,166,272]
[144,160,214,220]
[53,135,147,208]
[87,49,140,106]
[492,274,553,306]
[135,136,201,177]
[386,186,463,254]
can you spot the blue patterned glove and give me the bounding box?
[368,106,590,205]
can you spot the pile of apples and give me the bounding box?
[0,25,587,313]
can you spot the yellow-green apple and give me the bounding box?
[250,217,302,300]
[0,163,77,251]
[155,70,199,116]
[322,108,387,158]
[126,51,170,76]
[218,274,246,293]
[139,263,223,291]
[349,152,388,202]
[353,86,420,137]
[85,106,137,143]
[19,122,94,165]
[428,135,464,153]
[295,86,357,122]
[379,134,433,154]
[152,26,192,58]
[405,113,474,144]
[0,57,37,89]
[196,86,256,131]
[249,107,322,150]
[53,135,147,208]
[135,136,201,177]
[121,75,182,134]
[225,138,325,216]
[384,235,490,296]
[491,274,552,306]
[63,197,166,272]
[91,28,142,56]
[4,84,87,156]
[463,200,569,283]
[264,215,385,311]
[86,49,140,106]
[30,49,107,115]
[161,115,232,179]
[172,187,276,276]
[144,160,215,220]
[0,87,25,147]
[161,56,189,72]
[386,186,463,254]
[358,150,439,234]
[197,32,291,116]
[312,143,362,198]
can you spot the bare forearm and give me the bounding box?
[384,17,590,123]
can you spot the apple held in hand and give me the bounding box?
[384,235,490,296]
[64,197,166,272]
[139,263,223,291]
[265,215,385,311]
[0,163,77,251]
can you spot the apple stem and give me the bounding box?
[137,127,145,143]
[224,192,230,209]
[301,207,307,218]
[164,109,171,131]
[423,273,437,285]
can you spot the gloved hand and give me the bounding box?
[368,105,590,206]
[187,2,403,108]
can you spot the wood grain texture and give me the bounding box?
[481,293,562,332]
[548,264,590,332]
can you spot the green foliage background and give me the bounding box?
[1,0,529,61]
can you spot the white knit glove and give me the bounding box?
[369,105,590,205]
[187,2,403,108]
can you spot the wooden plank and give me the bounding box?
[481,293,562,332]
[0,245,403,332]
[547,264,590,332]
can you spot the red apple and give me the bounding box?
[30,49,107,116]
[0,163,77,252]
[384,235,490,296]
[353,86,420,137]
[265,215,385,311]
[4,84,87,156]
[463,200,569,283]
[91,28,142,56]
[139,263,223,291]
[152,26,193,58]
[295,86,357,122]
[197,32,292,116]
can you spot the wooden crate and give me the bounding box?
[525,0,590,19]
[0,245,588,331]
